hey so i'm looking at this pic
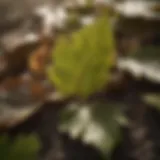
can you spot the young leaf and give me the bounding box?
[0,134,40,160]
[48,16,115,98]
[59,102,127,158]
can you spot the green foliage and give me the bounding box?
[118,46,160,83]
[59,102,127,158]
[130,46,160,61]
[66,0,95,15]
[48,16,115,98]
[144,94,160,110]
[0,134,40,160]
[65,13,82,31]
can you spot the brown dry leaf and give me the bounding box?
[0,73,51,129]
[0,36,54,82]
[28,37,54,78]
[0,42,39,82]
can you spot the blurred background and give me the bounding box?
[0,0,159,160]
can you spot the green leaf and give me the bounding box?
[48,16,115,98]
[143,94,160,111]
[0,134,40,160]
[59,102,127,158]
[0,135,10,159]
[118,46,160,83]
